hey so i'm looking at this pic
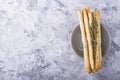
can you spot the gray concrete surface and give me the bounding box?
[0,0,119,80]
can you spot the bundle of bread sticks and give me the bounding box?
[77,7,102,74]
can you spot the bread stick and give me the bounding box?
[88,12,96,72]
[94,10,102,71]
[77,9,91,74]
[83,9,94,71]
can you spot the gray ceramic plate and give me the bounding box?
[71,24,111,58]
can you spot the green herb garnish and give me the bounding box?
[90,14,98,46]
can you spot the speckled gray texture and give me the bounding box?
[0,0,119,80]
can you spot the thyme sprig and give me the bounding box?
[90,14,98,46]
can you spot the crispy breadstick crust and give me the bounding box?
[94,10,102,71]
[77,9,91,74]
[83,8,94,71]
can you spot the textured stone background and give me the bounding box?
[0,0,119,80]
